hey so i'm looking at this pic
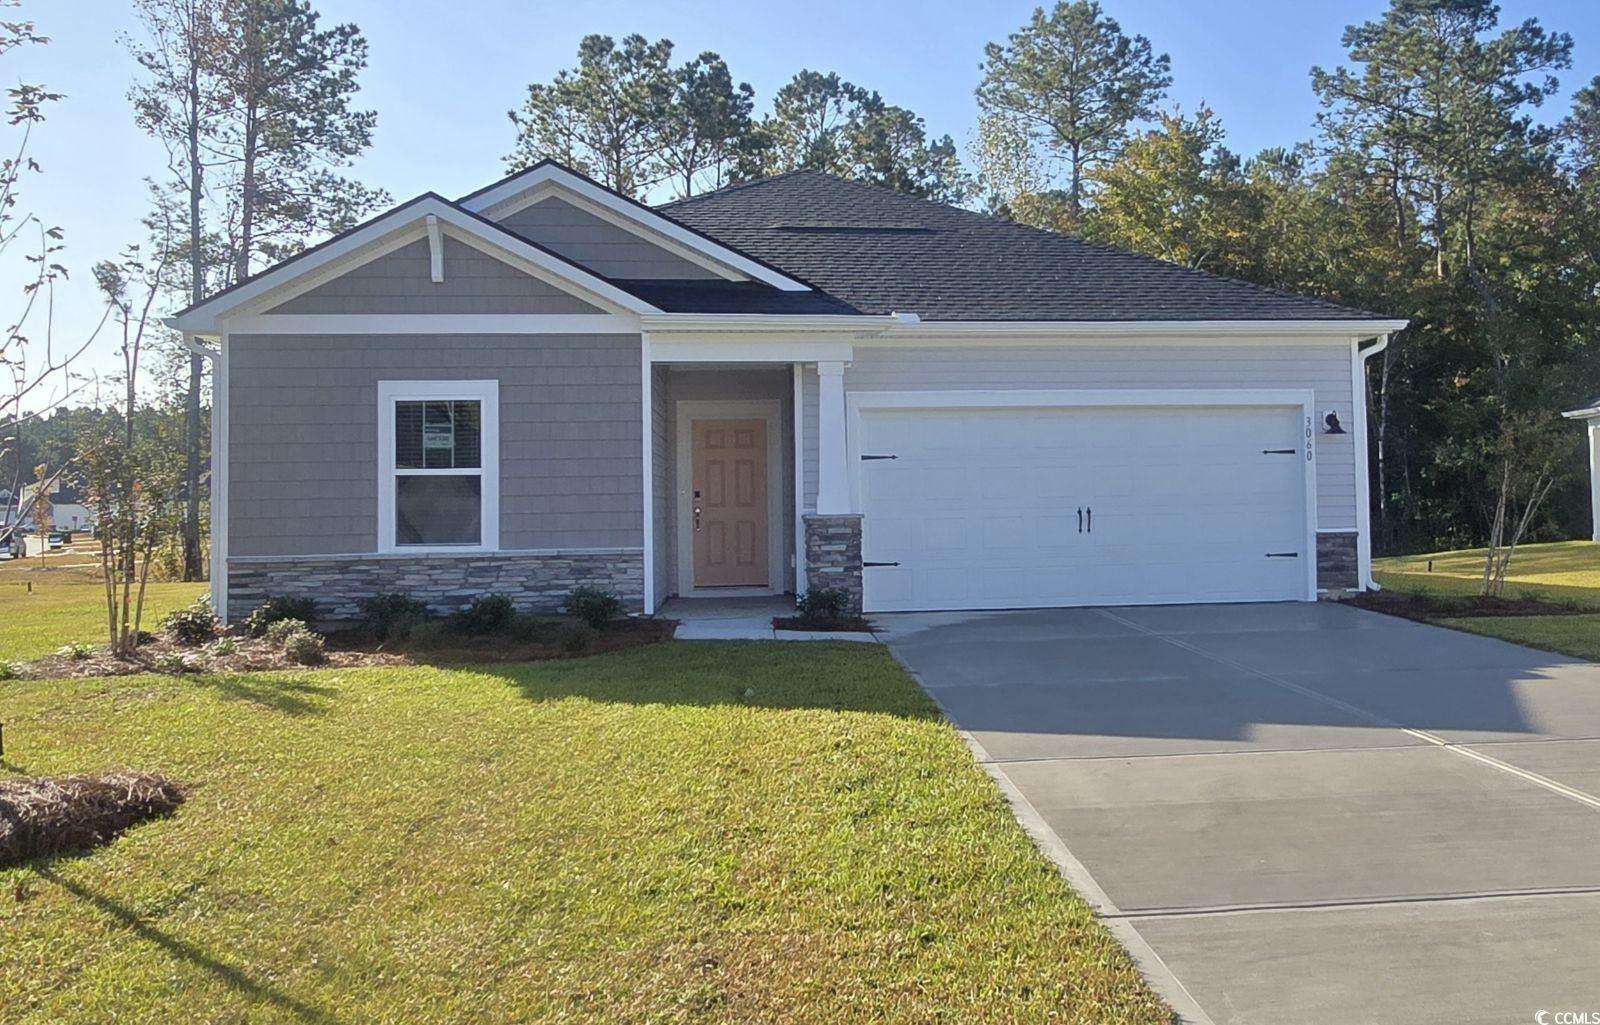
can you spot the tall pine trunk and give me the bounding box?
[182,1,204,583]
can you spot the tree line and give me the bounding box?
[4,0,1599,607]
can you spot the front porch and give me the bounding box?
[644,354,862,614]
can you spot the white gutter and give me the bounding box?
[1355,333,1393,590]
[1561,406,1600,420]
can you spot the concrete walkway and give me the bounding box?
[878,602,1600,1025]
[661,596,877,642]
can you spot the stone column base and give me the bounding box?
[1316,532,1359,591]
[803,513,864,615]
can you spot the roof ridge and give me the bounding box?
[657,167,829,209]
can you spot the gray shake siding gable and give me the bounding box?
[493,197,721,280]
[265,236,604,315]
[227,330,644,615]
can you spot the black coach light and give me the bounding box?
[1323,410,1346,434]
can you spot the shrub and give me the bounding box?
[565,587,622,629]
[283,631,327,666]
[360,593,430,641]
[452,593,516,635]
[404,620,453,651]
[796,587,851,622]
[157,652,195,674]
[263,618,310,645]
[243,596,319,637]
[558,621,598,654]
[163,597,219,646]
[208,637,238,657]
[56,643,94,661]
[0,661,17,681]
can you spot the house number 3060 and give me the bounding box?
[1304,416,1314,461]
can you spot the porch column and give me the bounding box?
[816,360,850,514]
[1590,421,1600,542]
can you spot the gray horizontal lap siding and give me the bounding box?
[495,197,721,280]
[265,236,603,315]
[802,342,1358,532]
[228,332,643,558]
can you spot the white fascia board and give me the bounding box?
[640,313,893,335]
[220,314,638,335]
[1562,407,1600,420]
[875,318,1411,340]
[459,164,811,292]
[170,195,661,333]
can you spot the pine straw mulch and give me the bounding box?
[1348,589,1595,621]
[12,617,677,680]
[771,616,876,633]
[0,772,187,870]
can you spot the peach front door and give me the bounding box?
[692,418,769,587]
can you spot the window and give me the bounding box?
[377,380,498,552]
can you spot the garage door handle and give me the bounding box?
[863,561,900,568]
[1077,507,1083,533]
[1087,507,1092,533]
[1262,449,1297,455]
[1265,552,1299,558]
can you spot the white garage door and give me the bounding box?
[859,402,1312,612]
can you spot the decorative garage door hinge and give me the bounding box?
[1264,552,1300,558]
[863,561,901,568]
[860,454,898,460]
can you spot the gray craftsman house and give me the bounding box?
[171,161,1406,622]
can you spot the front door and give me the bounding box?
[692,418,769,588]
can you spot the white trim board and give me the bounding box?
[845,388,1321,604]
[221,314,638,335]
[458,162,810,292]
[674,399,786,598]
[376,379,501,555]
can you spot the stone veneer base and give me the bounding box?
[1316,531,1360,591]
[227,549,644,624]
[803,513,864,616]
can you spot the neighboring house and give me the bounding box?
[170,161,1406,623]
[17,480,94,534]
[1562,397,1600,540]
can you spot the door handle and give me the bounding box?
[1087,507,1092,533]
[694,506,701,531]
[1077,507,1083,533]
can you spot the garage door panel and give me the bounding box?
[860,404,1309,612]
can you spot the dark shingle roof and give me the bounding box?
[612,279,859,315]
[660,171,1387,322]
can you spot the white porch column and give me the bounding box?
[1589,420,1600,542]
[815,360,851,514]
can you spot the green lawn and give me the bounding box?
[0,644,1168,1024]
[1373,540,1600,604]
[1374,541,1600,660]
[0,553,205,661]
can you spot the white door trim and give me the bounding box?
[846,388,1320,603]
[674,399,785,597]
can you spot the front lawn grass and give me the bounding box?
[1373,541,1600,661]
[0,553,205,662]
[1433,613,1600,662]
[1373,540,1600,605]
[0,643,1169,1024]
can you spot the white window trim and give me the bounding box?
[377,379,500,554]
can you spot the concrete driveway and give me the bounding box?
[878,602,1600,1025]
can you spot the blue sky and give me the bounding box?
[7,0,1600,390]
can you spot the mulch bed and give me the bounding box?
[14,617,677,680]
[1349,590,1594,621]
[772,616,876,633]
[0,772,187,869]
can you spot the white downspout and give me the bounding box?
[1354,333,1391,591]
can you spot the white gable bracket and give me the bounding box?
[425,214,444,283]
